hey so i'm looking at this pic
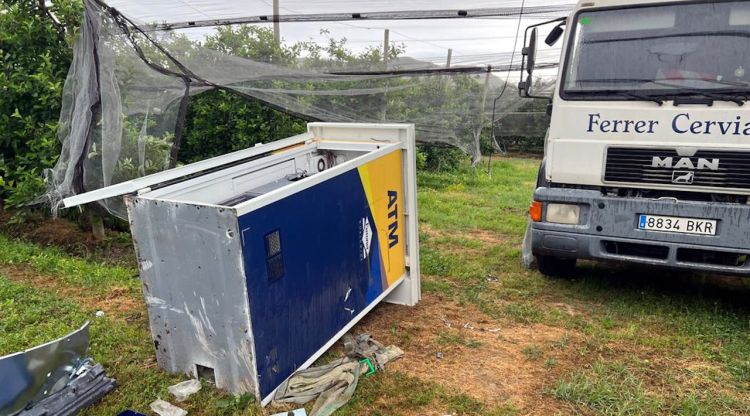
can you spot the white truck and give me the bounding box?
[519,0,750,277]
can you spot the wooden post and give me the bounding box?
[88,209,106,241]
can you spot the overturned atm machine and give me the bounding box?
[63,123,421,403]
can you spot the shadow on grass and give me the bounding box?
[570,260,750,309]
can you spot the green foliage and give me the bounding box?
[492,98,549,154]
[181,89,306,163]
[416,144,468,172]
[0,0,81,207]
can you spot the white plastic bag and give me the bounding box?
[150,399,187,416]
[168,379,202,402]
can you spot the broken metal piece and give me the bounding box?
[16,363,116,416]
[0,322,91,415]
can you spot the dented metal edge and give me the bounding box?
[0,322,90,415]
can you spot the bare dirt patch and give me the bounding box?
[354,294,589,414]
[0,264,144,318]
[421,224,509,247]
[0,210,136,267]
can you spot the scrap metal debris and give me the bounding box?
[272,333,403,416]
[0,322,115,416]
[17,363,115,416]
[149,399,187,416]
[168,379,201,402]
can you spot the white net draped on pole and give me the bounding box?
[46,0,572,217]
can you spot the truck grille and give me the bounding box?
[604,147,750,189]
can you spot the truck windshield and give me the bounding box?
[562,1,750,100]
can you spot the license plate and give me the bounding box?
[638,214,717,235]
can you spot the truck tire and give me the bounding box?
[536,255,576,277]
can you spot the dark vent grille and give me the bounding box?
[265,230,284,281]
[604,148,750,189]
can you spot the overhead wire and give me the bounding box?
[488,0,526,174]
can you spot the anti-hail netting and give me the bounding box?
[46,0,573,217]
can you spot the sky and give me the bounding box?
[104,0,574,68]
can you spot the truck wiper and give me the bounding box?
[571,89,664,105]
[649,80,748,106]
[618,91,664,105]
[662,89,746,106]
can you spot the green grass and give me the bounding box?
[2,157,750,414]
[551,359,750,415]
[0,234,136,292]
[552,360,663,415]
[0,275,89,354]
[416,158,750,414]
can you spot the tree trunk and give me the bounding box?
[89,210,106,241]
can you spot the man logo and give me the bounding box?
[651,156,719,171]
[672,171,694,184]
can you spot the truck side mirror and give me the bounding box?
[518,27,538,96]
[545,23,565,46]
[525,28,537,75]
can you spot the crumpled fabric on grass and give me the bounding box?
[272,334,403,416]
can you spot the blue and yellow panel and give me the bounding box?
[238,149,406,398]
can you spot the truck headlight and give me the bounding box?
[546,203,580,225]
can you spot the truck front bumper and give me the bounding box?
[530,187,750,275]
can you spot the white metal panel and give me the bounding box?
[385,124,421,306]
[233,142,402,216]
[142,143,317,204]
[62,132,314,208]
[546,100,750,194]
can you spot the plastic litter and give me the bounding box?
[168,379,201,402]
[149,399,188,416]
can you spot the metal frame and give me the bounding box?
[62,131,315,209]
[144,6,572,31]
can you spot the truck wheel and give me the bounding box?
[536,255,576,277]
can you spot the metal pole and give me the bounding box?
[472,66,492,166]
[383,29,390,66]
[382,29,390,120]
[446,48,452,68]
[273,0,280,45]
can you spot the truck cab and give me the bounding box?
[520,0,750,276]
